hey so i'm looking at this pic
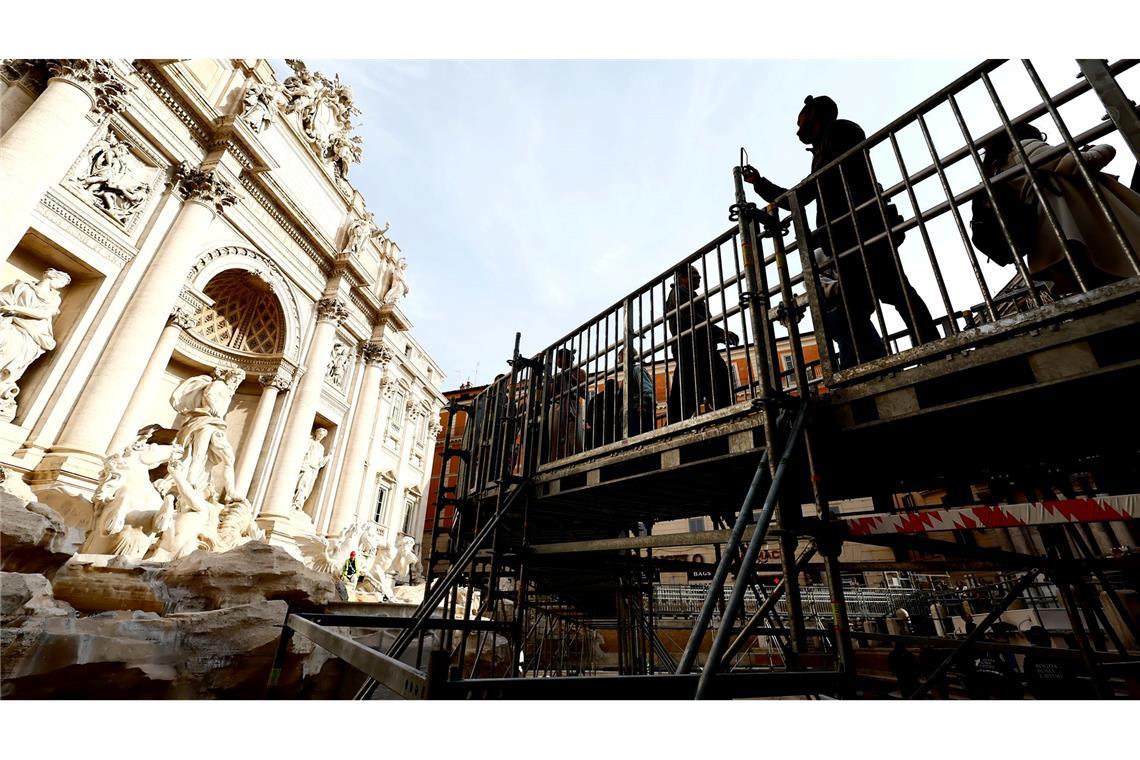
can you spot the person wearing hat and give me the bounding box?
[342,550,358,584]
[665,264,739,422]
[742,95,939,368]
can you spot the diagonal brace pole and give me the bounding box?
[906,568,1041,699]
[693,405,808,699]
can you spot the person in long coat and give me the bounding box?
[997,137,1140,294]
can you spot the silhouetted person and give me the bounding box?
[983,125,1140,296]
[918,646,949,699]
[744,95,940,365]
[618,346,656,436]
[1022,625,1081,700]
[966,635,1023,699]
[665,265,738,422]
[887,640,920,698]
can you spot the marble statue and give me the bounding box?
[292,428,331,511]
[392,535,420,582]
[326,343,350,386]
[358,535,399,601]
[281,59,363,177]
[342,215,372,256]
[84,433,184,560]
[80,365,263,562]
[0,268,71,423]
[162,367,245,504]
[240,81,285,133]
[326,133,363,180]
[380,259,409,306]
[76,133,150,222]
[295,521,387,599]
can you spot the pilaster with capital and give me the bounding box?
[258,298,348,521]
[326,340,391,535]
[233,368,294,495]
[107,308,200,453]
[55,162,236,457]
[174,161,238,214]
[0,59,133,260]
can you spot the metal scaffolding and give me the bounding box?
[270,59,1140,700]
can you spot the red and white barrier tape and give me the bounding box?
[842,495,1140,536]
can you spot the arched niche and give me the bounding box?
[184,246,302,362]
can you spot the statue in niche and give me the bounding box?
[0,268,71,423]
[327,342,350,385]
[292,428,332,511]
[76,133,150,223]
[241,81,285,133]
[380,258,409,306]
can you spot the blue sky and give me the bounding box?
[288,60,1139,387]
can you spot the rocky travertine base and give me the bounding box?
[1,492,85,575]
[1,494,357,698]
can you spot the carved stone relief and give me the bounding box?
[325,341,351,389]
[67,128,159,226]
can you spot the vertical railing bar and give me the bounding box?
[860,146,927,348]
[836,163,893,356]
[812,180,864,367]
[715,241,738,403]
[945,93,1043,310]
[884,132,958,334]
[698,251,720,410]
[914,110,998,319]
[730,233,758,399]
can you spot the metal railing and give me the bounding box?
[451,59,1140,478]
[779,58,1140,384]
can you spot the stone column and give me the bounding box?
[107,308,198,452]
[234,369,292,496]
[326,343,390,536]
[258,297,348,519]
[0,59,130,259]
[50,163,237,462]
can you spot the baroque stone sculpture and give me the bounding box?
[281,59,363,179]
[82,367,264,562]
[0,268,71,423]
[75,132,151,223]
[326,343,350,386]
[380,258,409,306]
[240,80,285,133]
[292,428,332,511]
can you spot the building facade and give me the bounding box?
[420,382,487,557]
[0,59,444,557]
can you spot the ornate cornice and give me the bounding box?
[132,61,210,149]
[315,297,349,325]
[174,162,237,214]
[44,59,133,114]
[168,307,197,331]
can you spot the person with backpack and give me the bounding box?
[973,122,1140,296]
[743,95,940,370]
